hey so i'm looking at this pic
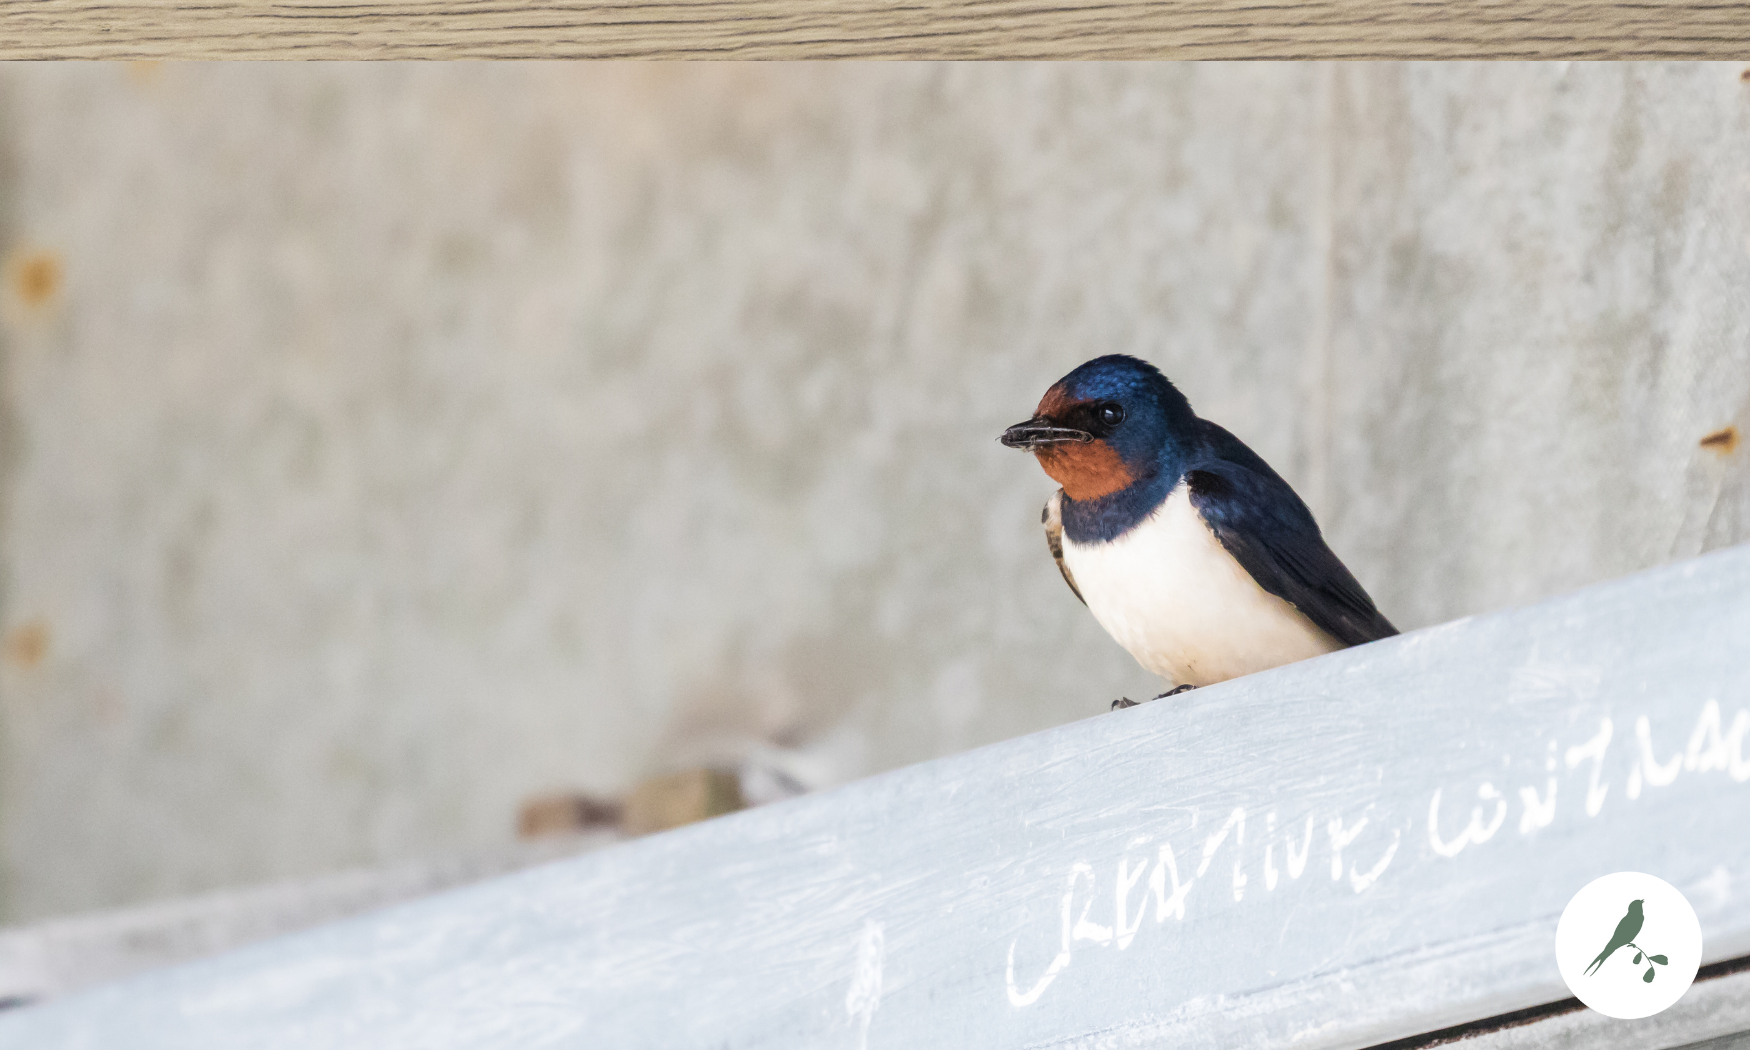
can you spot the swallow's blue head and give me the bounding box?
[1000,355,1197,502]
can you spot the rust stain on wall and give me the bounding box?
[5,246,63,315]
[4,619,49,668]
[1700,425,1739,455]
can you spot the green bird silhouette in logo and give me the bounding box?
[1584,899,1669,981]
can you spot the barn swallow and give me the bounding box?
[1584,899,1645,976]
[1001,355,1397,709]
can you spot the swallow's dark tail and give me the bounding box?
[1583,949,1612,976]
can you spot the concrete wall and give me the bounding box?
[0,63,1745,923]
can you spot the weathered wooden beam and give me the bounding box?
[1376,959,1750,1048]
[3,543,1749,1049]
[0,832,617,1008]
[0,1,1747,59]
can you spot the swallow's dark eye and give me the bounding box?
[1100,404,1124,426]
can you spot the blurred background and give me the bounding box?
[0,62,1747,930]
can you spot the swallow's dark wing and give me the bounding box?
[1043,490,1085,606]
[1186,422,1396,647]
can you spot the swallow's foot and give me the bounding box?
[1114,685,1195,711]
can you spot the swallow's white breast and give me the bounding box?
[1059,484,1341,688]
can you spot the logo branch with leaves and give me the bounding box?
[1627,941,1669,983]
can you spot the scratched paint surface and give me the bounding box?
[2,544,1747,1049]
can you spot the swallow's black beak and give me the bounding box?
[1000,416,1094,450]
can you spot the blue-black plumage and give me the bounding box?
[1001,355,1396,705]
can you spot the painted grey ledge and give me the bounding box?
[5,545,1750,1050]
[0,830,618,1007]
[1419,961,1750,1049]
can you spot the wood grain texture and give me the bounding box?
[1,0,1748,59]
[0,833,618,1005]
[1,543,1749,1049]
[1393,963,1750,1048]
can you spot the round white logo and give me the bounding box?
[1555,872,1702,1019]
